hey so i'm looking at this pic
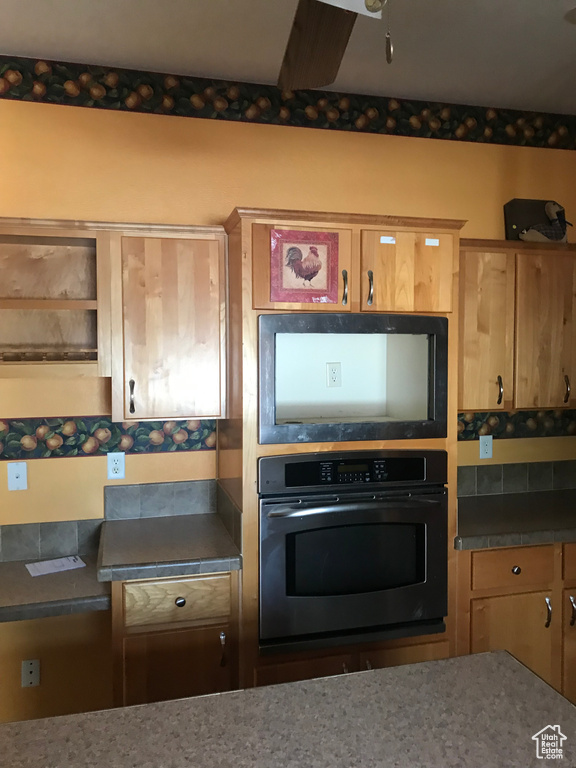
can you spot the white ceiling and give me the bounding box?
[2,0,576,115]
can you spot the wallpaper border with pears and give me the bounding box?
[0,54,575,150]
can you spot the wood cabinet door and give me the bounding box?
[459,249,515,411]
[471,591,555,687]
[255,653,354,687]
[562,589,576,704]
[120,236,225,420]
[252,223,353,311]
[515,252,575,408]
[123,624,232,706]
[360,231,454,312]
[358,640,450,672]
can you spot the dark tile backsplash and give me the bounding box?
[458,461,576,497]
[104,480,216,520]
[0,519,101,563]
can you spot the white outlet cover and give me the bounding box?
[479,435,493,459]
[107,452,125,480]
[7,462,27,491]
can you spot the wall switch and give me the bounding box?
[479,435,493,459]
[107,452,125,480]
[7,462,27,491]
[21,659,40,687]
[326,362,342,388]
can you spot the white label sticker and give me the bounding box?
[380,236,396,244]
[425,238,440,246]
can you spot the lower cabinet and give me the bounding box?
[112,573,238,707]
[562,588,576,703]
[471,591,554,685]
[255,640,449,688]
[458,544,564,696]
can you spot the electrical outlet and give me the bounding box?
[479,435,493,459]
[107,452,125,480]
[7,462,27,491]
[326,362,342,388]
[21,659,40,687]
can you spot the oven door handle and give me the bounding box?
[266,498,438,518]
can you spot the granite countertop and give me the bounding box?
[97,513,242,581]
[456,488,576,550]
[0,555,110,623]
[2,651,575,768]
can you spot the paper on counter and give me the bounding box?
[25,556,86,577]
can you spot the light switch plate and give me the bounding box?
[7,462,27,491]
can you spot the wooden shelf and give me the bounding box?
[0,349,97,363]
[0,299,98,311]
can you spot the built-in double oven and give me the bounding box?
[259,450,448,653]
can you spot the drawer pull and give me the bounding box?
[174,597,186,608]
[511,566,521,575]
[545,596,552,628]
[570,595,576,627]
[365,659,372,670]
[342,663,349,674]
[341,269,348,306]
[220,630,227,667]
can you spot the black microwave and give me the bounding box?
[258,313,448,444]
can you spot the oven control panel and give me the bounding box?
[287,456,425,487]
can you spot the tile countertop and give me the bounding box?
[0,555,110,623]
[97,513,242,581]
[456,488,576,550]
[2,651,576,768]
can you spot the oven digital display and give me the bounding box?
[337,463,369,473]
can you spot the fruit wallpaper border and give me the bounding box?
[1,54,575,150]
[458,410,576,440]
[0,417,216,460]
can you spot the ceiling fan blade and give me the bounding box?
[278,0,358,91]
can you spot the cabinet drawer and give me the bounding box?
[124,574,231,629]
[471,546,554,592]
[564,544,576,581]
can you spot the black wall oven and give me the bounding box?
[259,450,448,653]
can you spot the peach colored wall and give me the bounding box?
[2,97,576,527]
[3,100,576,235]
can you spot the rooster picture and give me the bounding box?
[285,245,323,286]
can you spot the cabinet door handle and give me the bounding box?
[341,269,348,305]
[511,565,521,575]
[545,596,552,628]
[570,595,576,627]
[365,659,372,670]
[174,597,186,607]
[565,375,571,404]
[219,630,227,667]
[129,379,136,414]
[497,375,504,405]
[367,270,374,306]
[342,663,349,674]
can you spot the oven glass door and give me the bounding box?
[259,493,447,643]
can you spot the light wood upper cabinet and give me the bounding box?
[252,223,353,311]
[0,221,112,377]
[111,229,226,421]
[242,210,463,314]
[515,251,575,409]
[459,240,576,411]
[459,249,515,411]
[361,231,454,312]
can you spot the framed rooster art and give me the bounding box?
[269,229,339,304]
